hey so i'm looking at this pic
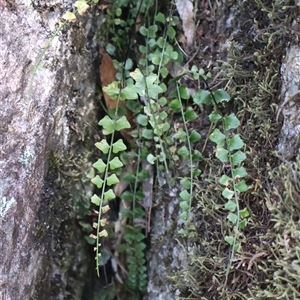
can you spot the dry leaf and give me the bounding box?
[98,0,109,10]
[99,50,120,111]
[99,49,134,142]
[176,0,195,47]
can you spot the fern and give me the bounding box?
[197,86,250,281]
[91,112,130,276]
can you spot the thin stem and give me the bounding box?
[223,117,240,281]
[132,133,142,217]
[176,83,194,224]
[95,124,116,277]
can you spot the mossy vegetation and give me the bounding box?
[173,0,300,299]
[34,124,98,298]
[253,155,300,299]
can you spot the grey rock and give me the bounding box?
[278,44,300,159]
[0,2,102,299]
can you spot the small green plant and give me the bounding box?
[118,163,148,292]
[134,13,180,173]
[172,70,208,235]
[124,7,205,238]
[93,0,253,296]
[196,86,250,278]
[93,2,231,293]
[91,117,130,276]
[91,1,201,295]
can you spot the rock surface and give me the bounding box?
[0,1,101,299]
[278,44,300,159]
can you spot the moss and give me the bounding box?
[30,151,73,299]
[35,151,71,243]
[32,145,94,299]
[173,0,300,298]
[251,155,300,299]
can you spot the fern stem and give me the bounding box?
[176,83,194,223]
[223,118,240,279]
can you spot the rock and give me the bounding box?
[278,44,300,159]
[0,2,102,298]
